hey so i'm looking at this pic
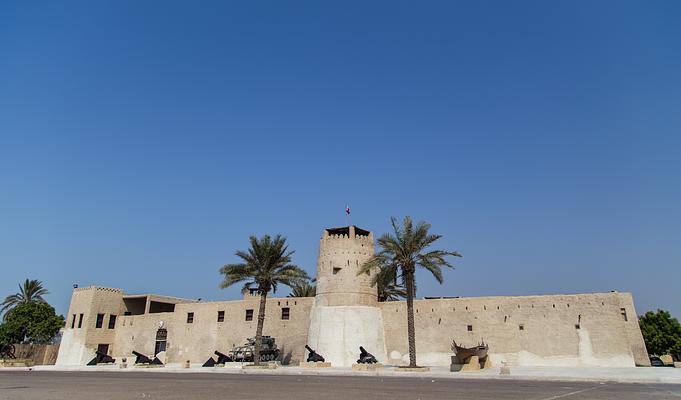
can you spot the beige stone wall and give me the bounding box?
[56,287,649,368]
[111,294,315,365]
[315,227,377,307]
[380,292,648,367]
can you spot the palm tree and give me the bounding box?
[287,281,316,297]
[359,216,461,368]
[377,276,407,302]
[1,279,49,320]
[219,234,309,365]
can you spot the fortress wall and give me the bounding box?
[380,292,646,367]
[616,292,651,366]
[112,295,315,364]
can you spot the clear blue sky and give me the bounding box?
[1,1,679,318]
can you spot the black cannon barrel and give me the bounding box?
[132,351,152,364]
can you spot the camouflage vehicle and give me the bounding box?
[228,336,279,362]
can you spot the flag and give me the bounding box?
[345,205,350,215]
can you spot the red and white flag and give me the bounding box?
[345,205,350,215]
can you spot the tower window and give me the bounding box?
[95,313,104,329]
[108,315,117,329]
[620,308,628,322]
[187,312,194,323]
[281,307,290,320]
[333,267,341,275]
[245,309,254,321]
[78,314,84,328]
[71,314,76,329]
[217,311,225,322]
[519,324,525,331]
[467,325,473,332]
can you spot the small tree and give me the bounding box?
[219,234,309,365]
[0,302,64,344]
[359,216,461,367]
[639,310,681,356]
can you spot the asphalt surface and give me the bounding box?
[0,371,680,400]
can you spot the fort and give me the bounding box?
[56,226,650,367]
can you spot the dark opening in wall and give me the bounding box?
[281,307,290,320]
[95,313,104,329]
[71,314,76,329]
[519,324,524,331]
[620,308,628,322]
[78,314,84,328]
[333,267,341,275]
[438,318,441,325]
[575,324,581,329]
[217,311,225,322]
[245,309,254,321]
[467,325,473,332]
[108,315,117,329]
[187,312,194,323]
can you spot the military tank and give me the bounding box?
[228,336,280,362]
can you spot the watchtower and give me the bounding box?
[307,225,386,366]
[315,226,377,307]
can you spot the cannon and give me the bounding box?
[202,357,216,367]
[87,350,116,366]
[305,345,325,362]
[0,344,16,360]
[214,350,233,364]
[357,346,378,364]
[132,351,163,365]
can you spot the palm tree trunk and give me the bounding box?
[253,290,268,366]
[405,271,417,368]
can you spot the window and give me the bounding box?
[333,267,341,275]
[108,315,117,329]
[467,325,473,332]
[95,313,105,328]
[245,309,254,321]
[71,314,76,329]
[519,324,524,331]
[281,307,290,320]
[124,311,132,316]
[620,308,628,322]
[575,324,581,330]
[187,312,194,323]
[217,311,225,322]
[78,314,84,328]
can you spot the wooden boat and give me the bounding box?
[451,340,488,363]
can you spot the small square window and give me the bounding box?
[467,325,473,332]
[575,324,581,330]
[281,307,290,320]
[108,315,117,329]
[78,314,84,328]
[95,313,104,329]
[187,312,194,323]
[217,311,225,322]
[333,267,341,275]
[245,309,254,321]
[519,324,524,331]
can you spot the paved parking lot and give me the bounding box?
[1,371,680,400]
